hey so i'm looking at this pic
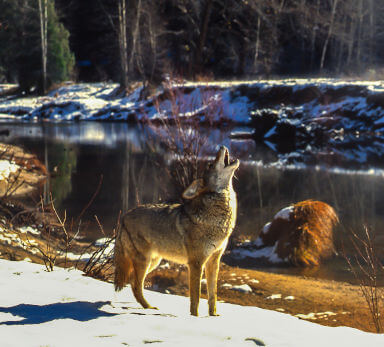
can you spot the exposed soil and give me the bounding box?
[145,262,383,334]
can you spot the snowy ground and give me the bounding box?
[0,259,383,346]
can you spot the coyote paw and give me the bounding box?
[147,305,158,310]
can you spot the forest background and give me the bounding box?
[0,0,383,93]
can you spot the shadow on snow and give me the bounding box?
[0,301,117,325]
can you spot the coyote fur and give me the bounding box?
[114,146,239,316]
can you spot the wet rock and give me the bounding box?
[319,85,366,104]
[249,109,279,140]
[291,85,321,104]
[367,92,384,108]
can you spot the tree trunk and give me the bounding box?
[346,15,356,69]
[129,0,143,76]
[310,0,320,70]
[355,0,363,72]
[38,0,48,93]
[118,0,129,89]
[368,0,375,67]
[336,16,347,74]
[253,15,261,74]
[190,0,214,78]
[320,0,339,71]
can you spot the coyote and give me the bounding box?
[114,146,239,316]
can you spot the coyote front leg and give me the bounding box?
[188,261,204,316]
[205,249,223,316]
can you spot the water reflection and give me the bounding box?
[2,121,384,283]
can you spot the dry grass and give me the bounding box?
[262,200,339,266]
[343,226,384,333]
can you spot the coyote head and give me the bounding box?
[183,146,240,199]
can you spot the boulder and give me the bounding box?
[259,200,338,266]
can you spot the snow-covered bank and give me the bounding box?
[0,79,383,123]
[1,79,384,168]
[0,259,383,346]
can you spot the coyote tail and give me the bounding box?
[114,233,133,292]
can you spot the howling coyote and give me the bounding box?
[114,146,239,316]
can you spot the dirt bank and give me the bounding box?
[145,262,383,334]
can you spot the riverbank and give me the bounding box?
[0,231,380,333]
[1,259,382,347]
[145,261,381,333]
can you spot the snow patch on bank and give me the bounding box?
[274,206,294,221]
[231,242,287,264]
[0,258,382,346]
[0,160,19,180]
[1,79,383,124]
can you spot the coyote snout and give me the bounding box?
[114,146,239,316]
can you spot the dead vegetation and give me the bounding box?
[261,200,339,266]
[0,143,46,197]
[343,226,384,333]
[146,79,211,194]
[0,143,107,272]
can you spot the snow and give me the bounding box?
[284,296,295,301]
[0,84,17,94]
[295,312,337,320]
[18,226,40,235]
[266,294,282,300]
[0,160,19,181]
[274,206,294,221]
[261,222,271,236]
[264,126,277,138]
[221,284,253,294]
[0,259,382,347]
[231,243,287,264]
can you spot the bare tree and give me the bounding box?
[320,0,339,71]
[38,0,48,93]
[118,0,129,89]
[189,0,213,77]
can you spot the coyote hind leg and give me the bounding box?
[131,257,158,309]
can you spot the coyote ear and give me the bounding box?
[182,179,205,200]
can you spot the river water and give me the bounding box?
[2,121,384,284]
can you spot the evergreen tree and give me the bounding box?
[0,0,74,93]
[47,0,74,86]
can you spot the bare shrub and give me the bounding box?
[146,78,221,194]
[82,213,120,282]
[21,195,81,272]
[343,226,384,333]
[18,173,103,271]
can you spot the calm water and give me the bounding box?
[2,121,384,284]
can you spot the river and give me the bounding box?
[2,121,384,284]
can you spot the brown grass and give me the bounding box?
[262,200,338,266]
